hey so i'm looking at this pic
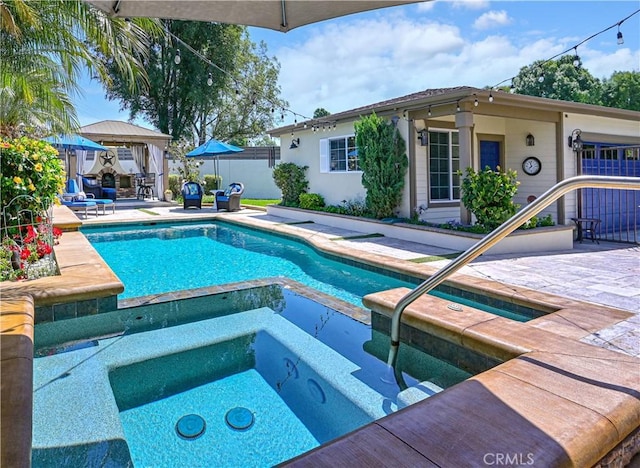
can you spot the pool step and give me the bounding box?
[396,380,443,409]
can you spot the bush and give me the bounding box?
[273,163,308,206]
[460,166,520,231]
[168,174,181,198]
[354,112,407,219]
[203,174,222,193]
[1,136,65,223]
[299,193,325,210]
[539,214,555,227]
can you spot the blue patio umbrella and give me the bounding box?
[43,134,107,177]
[43,134,108,152]
[186,138,244,185]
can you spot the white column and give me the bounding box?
[456,110,474,225]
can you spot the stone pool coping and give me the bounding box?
[1,205,638,466]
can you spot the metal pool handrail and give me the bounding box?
[387,175,640,387]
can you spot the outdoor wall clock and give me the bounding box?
[522,156,541,176]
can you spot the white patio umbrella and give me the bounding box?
[87,0,424,32]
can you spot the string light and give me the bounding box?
[489,9,638,96]
[617,23,624,44]
[166,9,639,131]
[473,94,478,107]
[206,72,213,86]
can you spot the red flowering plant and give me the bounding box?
[1,217,62,281]
[1,136,65,281]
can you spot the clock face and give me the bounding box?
[522,157,541,176]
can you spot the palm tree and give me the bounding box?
[0,0,162,137]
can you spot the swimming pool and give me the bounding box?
[33,286,473,467]
[82,221,540,322]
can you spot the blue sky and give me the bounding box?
[73,0,640,130]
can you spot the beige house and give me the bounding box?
[269,86,640,241]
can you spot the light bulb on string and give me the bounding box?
[509,82,516,94]
[456,101,460,112]
[538,71,545,83]
[572,48,580,68]
[207,72,213,86]
[489,92,494,103]
[294,118,298,127]
[427,105,432,117]
[617,24,624,45]
[174,49,181,65]
[473,94,478,107]
[303,123,308,129]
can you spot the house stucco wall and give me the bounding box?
[283,121,365,206]
[504,118,558,222]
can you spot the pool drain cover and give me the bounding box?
[176,414,206,440]
[225,407,254,430]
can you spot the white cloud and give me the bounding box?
[449,0,490,10]
[275,17,467,117]
[473,10,511,30]
[582,48,640,79]
[416,1,437,12]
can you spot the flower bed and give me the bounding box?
[1,136,65,281]
[266,205,574,255]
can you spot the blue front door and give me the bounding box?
[480,141,500,171]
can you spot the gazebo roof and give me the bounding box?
[80,120,172,148]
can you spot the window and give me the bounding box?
[429,130,460,201]
[320,136,358,172]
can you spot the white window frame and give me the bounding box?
[319,135,359,173]
[428,128,460,203]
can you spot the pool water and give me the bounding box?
[83,221,537,321]
[33,288,475,467]
[84,222,413,305]
[118,368,320,467]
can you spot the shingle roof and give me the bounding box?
[269,86,480,135]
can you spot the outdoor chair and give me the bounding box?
[137,173,156,200]
[59,196,99,218]
[65,179,115,215]
[181,182,204,209]
[213,182,244,212]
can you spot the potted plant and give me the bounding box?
[164,189,173,202]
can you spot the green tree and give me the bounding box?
[512,56,601,104]
[313,108,331,118]
[0,0,160,137]
[354,113,407,219]
[600,71,640,111]
[104,21,286,144]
